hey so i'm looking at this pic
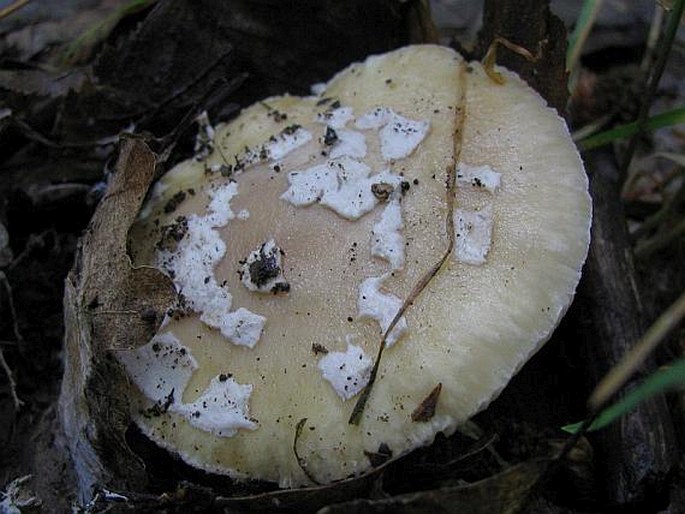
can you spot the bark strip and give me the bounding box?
[580,147,678,506]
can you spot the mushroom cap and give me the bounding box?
[123,45,591,487]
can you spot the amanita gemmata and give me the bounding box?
[84,45,592,487]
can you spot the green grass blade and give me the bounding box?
[61,0,158,66]
[578,107,685,151]
[567,0,603,73]
[563,357,685,434]
[619,0,685,172]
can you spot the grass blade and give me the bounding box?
[61,0,158,66]
[566,0,603,73]
[589,290,685,410]
[0,0,29,21]
[563,357,685,434]
[578,107,685,151]
[619,0,685,172]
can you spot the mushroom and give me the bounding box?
[120,45,591,487]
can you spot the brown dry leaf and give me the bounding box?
[317,459,549,514]
[76,137,176,350]
[0,69,86,98]
[411,383,443,423]
[61,137,176,497]
[0,2,120,63]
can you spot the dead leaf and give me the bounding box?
[60,137,176,498]
[77,137,176,349]
[411,383,443,422]
[317,459,550,514]
[0,69,86,98]
[0,5,118,62]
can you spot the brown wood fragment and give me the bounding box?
[579,147,678,506]
[477,0,569,114]
[406,0,440,45]
[411,383,443,422]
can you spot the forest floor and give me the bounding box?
[0,1,684,512]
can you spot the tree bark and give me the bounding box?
[579,148,678,507]
[478,0,569,114]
